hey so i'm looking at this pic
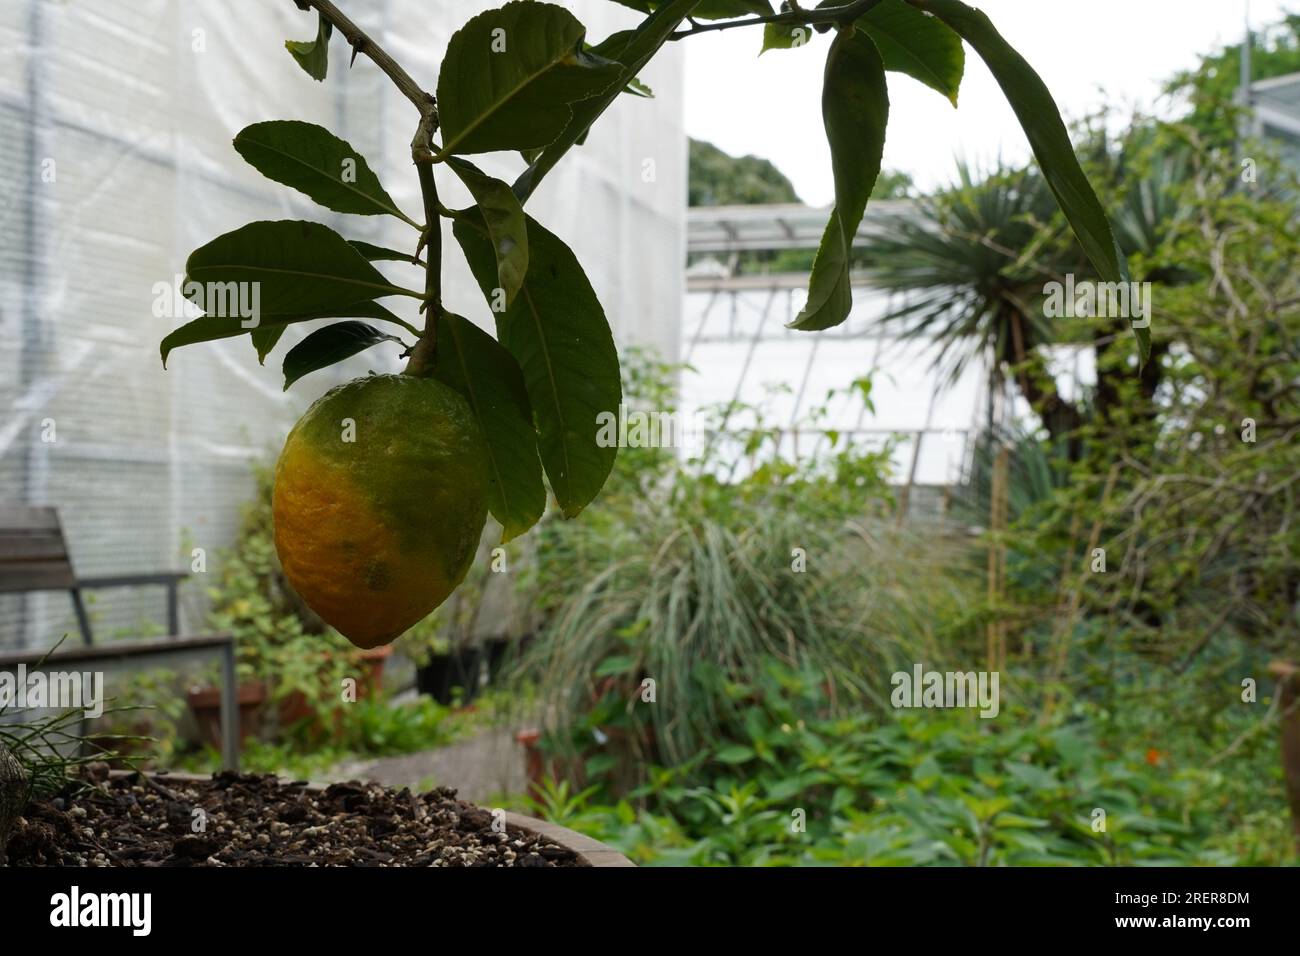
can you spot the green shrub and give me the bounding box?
[524,662,1289,866]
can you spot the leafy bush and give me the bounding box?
[523,663,1288,867]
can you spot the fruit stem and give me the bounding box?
[405,160,442,377]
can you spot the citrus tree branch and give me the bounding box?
[667,0,886,40]
[294,0,428,111]
[404,162,443,376]
[292,0,438,159]
[289,0,442,369]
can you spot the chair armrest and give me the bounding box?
[75,571,188,589]
[75,572,189,636]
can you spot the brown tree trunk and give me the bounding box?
[1093,316,1166,429]
[1268,660,1300,855]
[1005,310,1084,459]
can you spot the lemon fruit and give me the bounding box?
[272,374,489,649]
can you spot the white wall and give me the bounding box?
[0,0,685,648]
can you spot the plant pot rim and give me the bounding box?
[108,771,633,867]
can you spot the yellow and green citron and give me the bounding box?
[272,374,490,649]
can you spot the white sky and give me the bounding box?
[684,0,1294,205]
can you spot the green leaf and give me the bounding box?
[430,311,546,542]
[857,0,964,106]
[994,812,1051,829]
[516,0,700,202]
[161,301,411,368]
[590,33,655,95]
[585,753,617,777]
[760,22,816,53]
[589,24,636,55]
[714,745,756,765]
[588,32,654,96]
[435,2,623,157]
[233,121,416,225]
[285,13,332,82]
[282,321,401,390]
[347,239,424,266]
[594,654,637,678]
[183,220,419,318]
[453,215,620,517]
[913,0,1144,361]
[252,325,285,365]
[790,28,888,331]
[766,776,808,802]
[624,76,653,97]
[446,157,529,306]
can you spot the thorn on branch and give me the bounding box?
[298,0,434,117]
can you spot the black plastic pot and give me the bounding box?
[485,637,511,681]
[415,648,483,705]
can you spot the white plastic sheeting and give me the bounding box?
[0,0,686,649]
[679,276,1094,502]
[679,280,989,491]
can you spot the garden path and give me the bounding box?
[323,726,527,804]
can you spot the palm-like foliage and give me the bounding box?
[1079,118,1197,281]
[857,161,1087,446]
[858,162,1072,376]
[859,125,1197,454]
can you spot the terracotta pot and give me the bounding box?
[277,645,393,737]
[514,728,596,800]
[1269,660,1300,853]
[95,721,155,769]
[186,680,266,751]
[516,728,546,801]
[277,689,317,729]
